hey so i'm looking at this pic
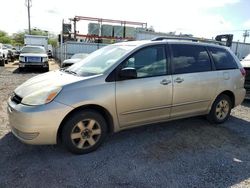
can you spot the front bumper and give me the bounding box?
[19,61,48,68]
[7,98,73,145]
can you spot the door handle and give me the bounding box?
[174,77,184,83]
[160,79,171,85]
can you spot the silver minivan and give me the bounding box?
[8,39,246,154]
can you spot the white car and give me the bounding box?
[62,53,88,68]
[0,43,8,66]
[240,54,250,99]
[19,46,49,71]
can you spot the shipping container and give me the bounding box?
[101,25,113,37]
[125,26,136,38]
[88,23,100,36]
[113,25,124,38]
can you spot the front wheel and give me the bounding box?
[43,67,49,72]
[207,94,232,124]
[62,110,107,154]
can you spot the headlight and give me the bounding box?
[21,86,62,106]
[43,56,48,62]
[19,56,25,62]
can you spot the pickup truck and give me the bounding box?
[0,43,8,66]
[19,45,49,72]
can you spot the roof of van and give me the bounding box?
[113,39,228,49]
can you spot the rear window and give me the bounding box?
[171,44,212,74]
[208,47,238,70]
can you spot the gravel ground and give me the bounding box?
[0,62,250,188]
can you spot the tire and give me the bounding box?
[207,94,232,124]
[0,60,4,66]
[62,110,108,154]
[5,59,8,64]
[43,67,49,72]
[19,67,24,72]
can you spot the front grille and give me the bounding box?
[11,93,22,104]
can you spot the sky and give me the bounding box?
[0,0,250,42]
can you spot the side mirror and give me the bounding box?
[119,67,137,80]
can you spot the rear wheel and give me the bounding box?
[62,110,107,154]
[207,94,232,124]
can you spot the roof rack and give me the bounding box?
[151,36,224,46]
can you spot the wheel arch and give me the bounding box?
[215,90,235,107]
[57,104,115,144]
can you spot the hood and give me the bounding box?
[63,59,81,64]
[14,70,88,98]
[241,59,250,68]
[20,53,47,58]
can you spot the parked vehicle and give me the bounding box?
[241,54,250,99]
[3,44,17,62]
[24,34,48,51]
[62,53,89,67]
[19,45,49,71]
[0,43,9,66]
[47,50,53,58]
[47,44,53,58]
[8,38,245,154]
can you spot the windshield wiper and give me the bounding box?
[62,69,78,75]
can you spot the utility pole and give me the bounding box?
[60,19,64,66]
[243,30,249,43]
[73,18,77,41]
[25,0,32,34]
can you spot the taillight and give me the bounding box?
[240,68,246,77]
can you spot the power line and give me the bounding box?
[25,0,32,34]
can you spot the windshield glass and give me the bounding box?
[66,45,135,76]
[21,46,46,54]
[71,53,88,59]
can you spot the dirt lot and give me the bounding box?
[0,61,250,188]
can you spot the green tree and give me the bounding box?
[12,32,25,45]
[48,38,58,48]
[0,30,12,44]
[30,28,48,36]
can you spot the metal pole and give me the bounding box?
[60,19,64,66]
[25,0,32,34]
[243,30,249,43]
[235,40,239,57]
[73,20,76,41]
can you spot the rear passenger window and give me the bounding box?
[208,47,237,70]
[171,44,211,74]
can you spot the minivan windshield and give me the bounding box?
[66,45,135,76]
[21,46,46,54]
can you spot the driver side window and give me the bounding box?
[122,45,167,78]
